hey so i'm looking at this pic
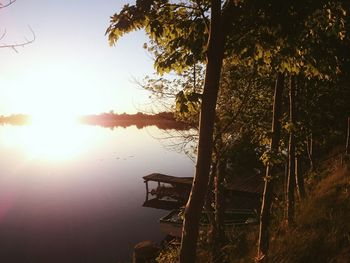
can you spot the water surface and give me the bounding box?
[0,123,194,262]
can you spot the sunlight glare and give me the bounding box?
[30,111,79,126]
[1,122,93,161]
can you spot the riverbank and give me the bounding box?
[155,156,350,262]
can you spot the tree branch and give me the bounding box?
[160,2,210,33]
[0,29,6,41]
[0,26,35,52]
[193,0,210,32]
[0,0,16,9]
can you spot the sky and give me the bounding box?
[0,0,156,117]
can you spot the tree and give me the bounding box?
[286,75,296,226]
[257,73,285,262]
[107,1,239,261]
[252,2,347,260]
[179,1,239,261]
[107,1,348,261]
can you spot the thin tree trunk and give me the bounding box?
[293,78,305,200]
[295,156,306,200]
[204,154,216,237]
[257,73,285,263]
[212,153,226,262]
[346,117,350,155]
[286,76,296,226]
[284,156,289,220]
[179,1,227,262]
[193,64,197,93]
[205,158,215,224]
[306,133,314,171]
[205,148,217,257]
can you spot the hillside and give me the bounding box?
[156,158,350,263]
[268,162,350,263]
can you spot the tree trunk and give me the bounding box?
[205,159,215,224]
[179,1,226,262]
[257,73,285,263]
[286,76,296,226]
[212,152,226,262]
[295,156,306,200]
[293,78,306,200]
[284,156,289,220]
[346,117,350,155]
[306,133,314,171]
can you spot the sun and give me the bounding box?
[12,62,107,122]
[1,62,118,160]
[30,109,79,126]
[21,98,89,161]
[24,79,85,126]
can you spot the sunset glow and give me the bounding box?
[8,62,110,119]
[0,1,154,117]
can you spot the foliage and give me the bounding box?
[107,0,349,156]
[156,244,180,263]
[156,232,212,263]
[224,134,264,180]
[107,0,209,74]
[107,0,350,261]
[141,65,204,124]
[228,0,347,80]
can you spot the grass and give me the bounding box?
[269,165,350,263]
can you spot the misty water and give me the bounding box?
[0,123,194,262]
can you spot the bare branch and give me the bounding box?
[0,0,16,9]
[0,26,35,51]
[167,3,196,10]
[0,29,6,41]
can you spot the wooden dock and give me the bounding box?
[142,173,193,210]
[143,173,193,187]
[142,172,263,210]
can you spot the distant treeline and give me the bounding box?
[0,114,31,125]
[78,112,192,130]
[0,112,193,130]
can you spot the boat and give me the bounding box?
[159,208,258,237]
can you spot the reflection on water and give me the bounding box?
[0,123,194,262]
[0,122,96,160]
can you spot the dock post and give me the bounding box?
[145,181,149,201]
